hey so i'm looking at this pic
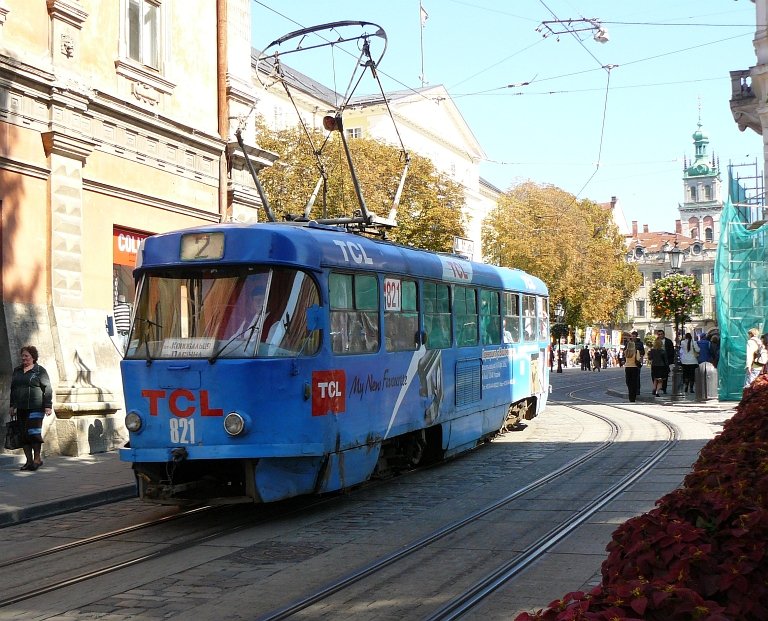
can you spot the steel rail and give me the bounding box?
[424,403,680,620]
[253,409,620,621]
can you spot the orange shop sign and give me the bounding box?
[113,227,151,267]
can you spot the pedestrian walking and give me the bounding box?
[710,332,720,368]
[696,333,712,364]
[624,339,642,402]
[744,327,767,388]
[648,338,669,397]
[9,345,54,471]
[579,346,591,371]
[592,348,601,372]
[679,332,700,394]
[655,329,675,394]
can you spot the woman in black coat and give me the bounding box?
[9,345,53,471]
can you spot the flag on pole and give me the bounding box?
[420,3,428,27]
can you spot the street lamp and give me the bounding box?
[668,241,685,402]
[555,303,565,374]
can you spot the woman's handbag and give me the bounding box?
[4,418,23,450]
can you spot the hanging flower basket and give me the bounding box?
[649,274,703,323]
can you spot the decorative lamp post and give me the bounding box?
[668,242,685,402]
[555,303,565,374]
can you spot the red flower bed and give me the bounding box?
[515,375,768,620]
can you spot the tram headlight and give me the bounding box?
[125,411,143,433]
[224,411,246,436]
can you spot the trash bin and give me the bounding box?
[695,362,718,402]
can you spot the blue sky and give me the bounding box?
[251,0,762,232]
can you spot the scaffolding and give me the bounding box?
[715,165,768,398]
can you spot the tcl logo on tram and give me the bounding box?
[140,389,223,417]
[312,370,346,416]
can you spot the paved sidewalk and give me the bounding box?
[0,450,136,527]
[0,372,739,530]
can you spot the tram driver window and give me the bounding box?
[503,292,521,343]
[522,295,537,342]
[455,286,478,347]
[423,281,451,349]
[329,272,379,354]
[385,278,418,351]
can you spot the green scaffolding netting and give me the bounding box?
[714,197,768,400]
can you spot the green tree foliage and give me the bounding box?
[482,181,641,327]
[253,119,466,252]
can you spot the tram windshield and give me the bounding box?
[125,266,320,360]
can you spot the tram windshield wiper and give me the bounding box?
[208,311,264,364]
[133,317,162,365]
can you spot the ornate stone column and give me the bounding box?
[41,127,122,455]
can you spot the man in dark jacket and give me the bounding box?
[655,329,675,394]
[579,346,591,371]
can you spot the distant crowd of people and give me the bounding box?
[550,330,722,403]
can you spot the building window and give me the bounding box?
[704,185,712,200]
[635,300,645,317]
[711,296,717,318]
[652,271,661,282]
[127,0,160,69]
[705,227,713,242]
[692,301,703,316]
[690,186,697,201]
[709,267,715,284]
[346,127,362,139]
[691,269,702,284]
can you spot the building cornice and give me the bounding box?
[46,0,88,29]
[84,178,220,221]
[41,129,95,162]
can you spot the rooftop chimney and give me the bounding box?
[643,224,649,233]
[676,219,682,234]
[632,220,638,237]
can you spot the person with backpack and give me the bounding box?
[745,327,767,388]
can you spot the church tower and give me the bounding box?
[679,119,722,242]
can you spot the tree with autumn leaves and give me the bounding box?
[483,181,641,328]
[253,119,466,253]
[253,125,640,329]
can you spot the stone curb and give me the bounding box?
[0,484,137,528]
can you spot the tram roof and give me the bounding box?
[138,222,548,296]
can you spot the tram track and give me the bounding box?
[0,403,620,616]
[0,378,688,620]
[0,495,335,609]
[251,400,677,621]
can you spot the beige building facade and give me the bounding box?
[1,5,497,456]
[0,0,266,455]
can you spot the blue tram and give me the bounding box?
[119,222,550,504]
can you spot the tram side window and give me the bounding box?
[455,286,478,347]
[479,289,501,345]
[503,292,521,343]
[385,278,418,351]
[537,297,549,340]
[423,281,451,349]
[329,272,379,354]
[522,294,537,342]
